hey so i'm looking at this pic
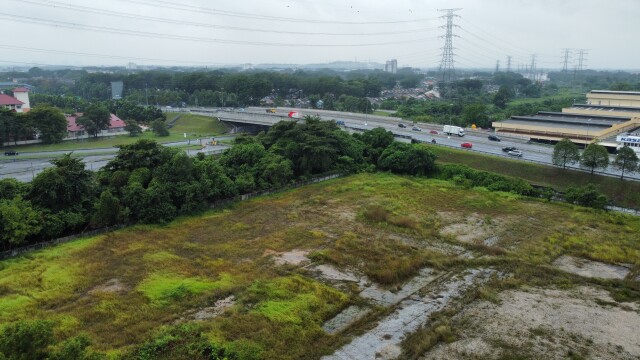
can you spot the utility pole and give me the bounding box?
[506,56,512,72]
[561,48,572,72]
[437,8,461,82]
[495,60,500,73]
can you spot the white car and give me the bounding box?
[508,150,523,157]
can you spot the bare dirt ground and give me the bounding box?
[553,255,632,280]
[421,286,640,360]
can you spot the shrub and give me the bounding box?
[565,184,609,209]
[0,320,54,360]
[362,205,389,222]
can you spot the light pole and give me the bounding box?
[448,103,453,138]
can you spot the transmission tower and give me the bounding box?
[561,48,572,72]
[438,8,461,82]
[506,56,512,72]
[495,60,500,73]
[529,54,536,80]
[576,49,589,72]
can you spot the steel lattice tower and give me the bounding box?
[506,56,512,72]
[438,8,461,82]
[561,48,572,72]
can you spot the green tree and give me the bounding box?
[378,143,437,176]
[29,154,96,213]
[0,197,41,249]
[90,190,122,227]
[358,127,394,164]
[78,104,111,137]
[125,120,143,137]
[612,145,639,180]
[27,105,68,144]
[462,103,489,128]
[492,85,514,109]
[0,320,54,360]
[151,118,170,137]
[552,138,580,169]
[580,143,610,174]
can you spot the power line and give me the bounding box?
[0,12,440,47]
[438,8,461,82]
[118,0,440,25]
[13,0,440,37]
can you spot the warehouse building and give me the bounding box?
[493,90,640,150]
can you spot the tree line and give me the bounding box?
[1,100,164,145]
[0,117,438,250]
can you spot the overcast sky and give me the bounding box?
[2,0,639,70]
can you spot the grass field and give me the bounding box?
[4,114,229,153]
[426,144,640,209]
[1,173,638,358]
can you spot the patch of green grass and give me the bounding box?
[248,276,347,325]
[137,272,234,305]
[167,114,230,137]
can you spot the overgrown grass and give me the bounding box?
[0,172,639,358]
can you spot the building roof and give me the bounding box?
[589,90,640,96]
[501,111,630,131]
[12,87,29,93]
[66,113,126,132]
[570,104,640,112]
[0,94,23,105]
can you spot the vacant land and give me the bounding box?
[0,173,638,359]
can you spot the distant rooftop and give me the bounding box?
[570,104,640,112]
[589,90,640,96]
[0,94,23,106]
[502,111,630,131]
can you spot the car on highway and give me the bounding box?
[507,150,523,157]
[412,126,422,131]
[502,146,517,152]
[335,120,345,126]
[488,135,501,141]
[398,123,407,128]
[4,150,18,156]
[429,130,438,134]
[461,142,473,149]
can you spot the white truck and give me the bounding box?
[443,125,465,137]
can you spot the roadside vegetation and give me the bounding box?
[427,145,640,209]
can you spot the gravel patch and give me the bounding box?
[552,255,631,280]
[422,286,640,360]
[323,269,495,360]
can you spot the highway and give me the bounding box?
[0,140,230,182]
[3,107,638,182]
[203,106,639,180]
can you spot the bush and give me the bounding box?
[0,320,54,360]
[565,184,609,209]
[438,164,534,195]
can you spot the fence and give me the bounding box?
[0,174,343,260]
[0,225,125,260]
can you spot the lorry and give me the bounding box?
[265,108,276,113]
[443,125,465,137]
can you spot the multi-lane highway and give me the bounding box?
[0,140,230,182]
[3,107,638,181]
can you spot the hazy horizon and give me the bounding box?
[2,0,639,71]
